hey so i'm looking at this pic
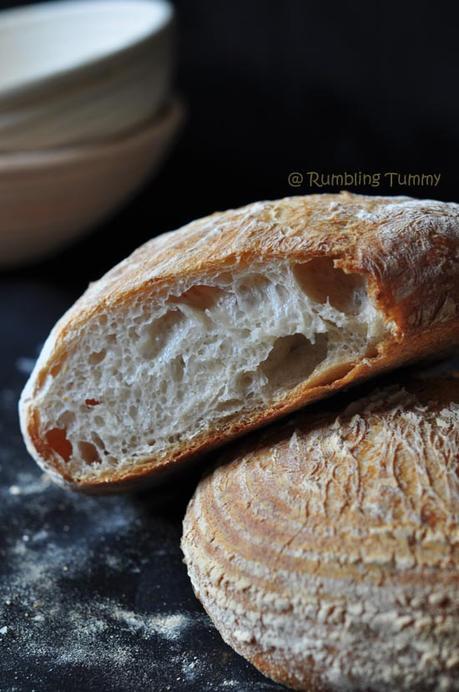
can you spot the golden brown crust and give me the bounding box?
[182,368,459,691]
[19,193,459,491]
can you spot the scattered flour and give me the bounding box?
[15,357,37,376]
[6,472,51,497]
[110,607,193,642]
[1,365,283,690]
[149,613,192,641]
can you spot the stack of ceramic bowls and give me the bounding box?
[0,0,180,267]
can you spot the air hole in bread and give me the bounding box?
[306,361,355,388]
[91,431,106,452]
[293,258,365,314]
[171,355,185,381]
[57,410,75,427]
[236,372,257,395]
[88,349,106,365]
[170,285,224,310]
[45,427,72,462]
[215,397,245,413]
[138,310,184,359]
[77,440,101,465]
[365,343,380,359]
[260,333,328,389]
[49,362,63,378]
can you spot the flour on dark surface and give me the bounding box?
[0,283,283,692]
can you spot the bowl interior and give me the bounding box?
[0,0,172,94]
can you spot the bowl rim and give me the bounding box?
[0,0,173,102]
[0,97,183,172]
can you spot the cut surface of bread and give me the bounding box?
[19,192,459,491]
[182,370,459,691]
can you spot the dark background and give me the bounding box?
[1,2,458,691]
[2,0,459,290]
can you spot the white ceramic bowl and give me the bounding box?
[0,0,174,150]
[0,98,182,267]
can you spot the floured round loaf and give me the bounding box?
[182,373,459,691]
[19,192,459,492]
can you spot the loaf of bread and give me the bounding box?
[182,370,459,691]
[19,193,459,492]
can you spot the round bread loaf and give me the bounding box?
[20,193,459,492]
[182,373,459,691]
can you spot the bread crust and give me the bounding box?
[182,368,459,691]
[19,193,459,491]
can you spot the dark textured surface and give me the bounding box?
[1,0,459,294]
[0,282,284,692]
